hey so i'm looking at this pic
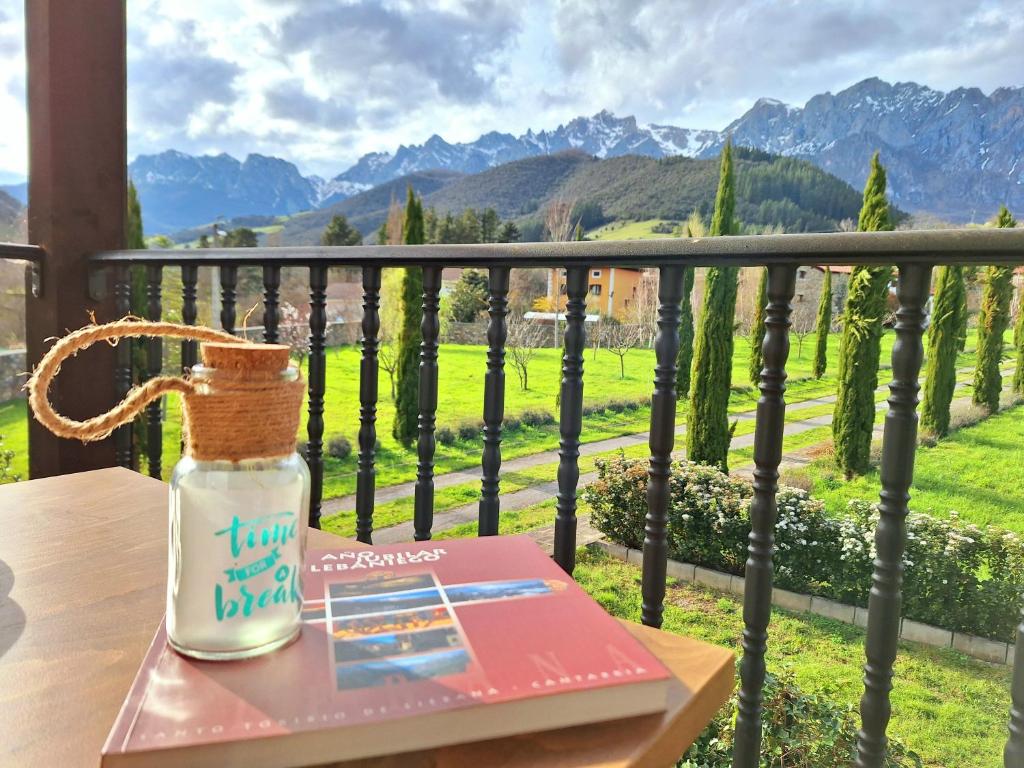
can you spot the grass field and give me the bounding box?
[1,329,993,495]
[801,402,1024,532]
[575,548,1011,768]
[589,219,678,240]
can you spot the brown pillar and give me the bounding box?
[25,0,126,477]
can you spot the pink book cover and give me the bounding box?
[102,535,670,764]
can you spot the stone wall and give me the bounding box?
[0,349,27,401]
[442,321,488,345]
[238,321,360,347]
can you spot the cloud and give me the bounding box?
[270,0,523,106]
[2,0,1024,179]
[548,0,1024,129]
[128,18,241,126]
[263,79,357,128]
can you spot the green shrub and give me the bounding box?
[586,455,1024,643]
[436,426,457,446]
[520,409,555,427]
[457,421,483,441]
[680,669,920,767]
[327,435,352,460]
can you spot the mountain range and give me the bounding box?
[2,77,1021,233]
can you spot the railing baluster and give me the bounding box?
[306,265,328,530]
[262,264,281,344]
[856,263,932,768]
[180,265,198,373]
[478,266,510,537]
[1006,617,1024,765]
[219,265,237,335]
[732,264,797,766]
[641,265,685,627]
[144,265,163,479]
[113,265,133,469]
[553,266,588,573]
[414,266,443,541]
[356,266,382,545]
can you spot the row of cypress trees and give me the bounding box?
[387,149,1022,479]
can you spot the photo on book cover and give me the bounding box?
[303,570,566,692]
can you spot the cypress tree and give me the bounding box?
[812,267,832,379]
[973,205,1016,412]
[126,181,148,465]
[832,152,893,477]
[392,188,424,445]
[687,141,738,471]
[675,212,703,398]
[920,265,966,436]
[1014,288,1024,395]
[675,267,696,397]
[747,268,768,384]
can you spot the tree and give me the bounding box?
[790,298,817,360]
[1015,286,1024,395]
[973,205,1017,412]
[687,140,738,470]
[832,152,893,476]
[448,269,489,322]
[544,198,578,242]
[198,234,210,249]
[920,265,967,436]
[498,221,520,243]
[747,268,768,384]
[602,317,644,379]
[222,227,258,247]
[812,267,832,379]
[506,314,545,390]
[481,208,500,243]
[378,341,398,400]
[675,210,703,397]
[321,215,362,246]
[277,302,311,369]
[392,187,424,445]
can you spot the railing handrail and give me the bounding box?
[0,242,45,261]
[89,227,1024,268]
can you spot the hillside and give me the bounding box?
[276,149,865,244]
[0,190,24,241]
[278,169,462,244]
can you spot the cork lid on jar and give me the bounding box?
[199,342,292,372]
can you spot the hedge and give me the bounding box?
[585,456,1024,643]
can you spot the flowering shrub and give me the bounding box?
[586,455,1024,643]
[680,669,920,767]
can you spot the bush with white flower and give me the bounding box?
[586,455,1024,643]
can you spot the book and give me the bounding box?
[102,535,670,767]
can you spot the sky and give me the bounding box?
[1,0,1023,181]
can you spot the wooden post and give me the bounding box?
[25,0,126,477]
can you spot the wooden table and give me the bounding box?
[0,468,734,767]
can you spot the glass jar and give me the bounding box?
[167,363,309,660]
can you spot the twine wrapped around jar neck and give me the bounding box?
[27,319,305,463]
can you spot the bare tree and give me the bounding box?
[544,198,579,243]
[629,269,660,347]
[278,302,311,369]
[507,314,546,390]
[601,318,644,379]
[790,297,818,360]
[378,337,397,403]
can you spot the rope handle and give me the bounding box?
[27,319,242,443]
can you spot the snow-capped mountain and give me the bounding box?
[320,111,719,205]
[129,77,1024,233]
[710,78,1024,220]
[129,150,322,233]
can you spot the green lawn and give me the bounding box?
[0,329,991,495]
[589,219,678,240]
[801,403,1024,532]
[575,548,1011,768]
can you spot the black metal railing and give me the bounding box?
[67,226,1024,766]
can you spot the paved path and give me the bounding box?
[335,364,1011,544]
